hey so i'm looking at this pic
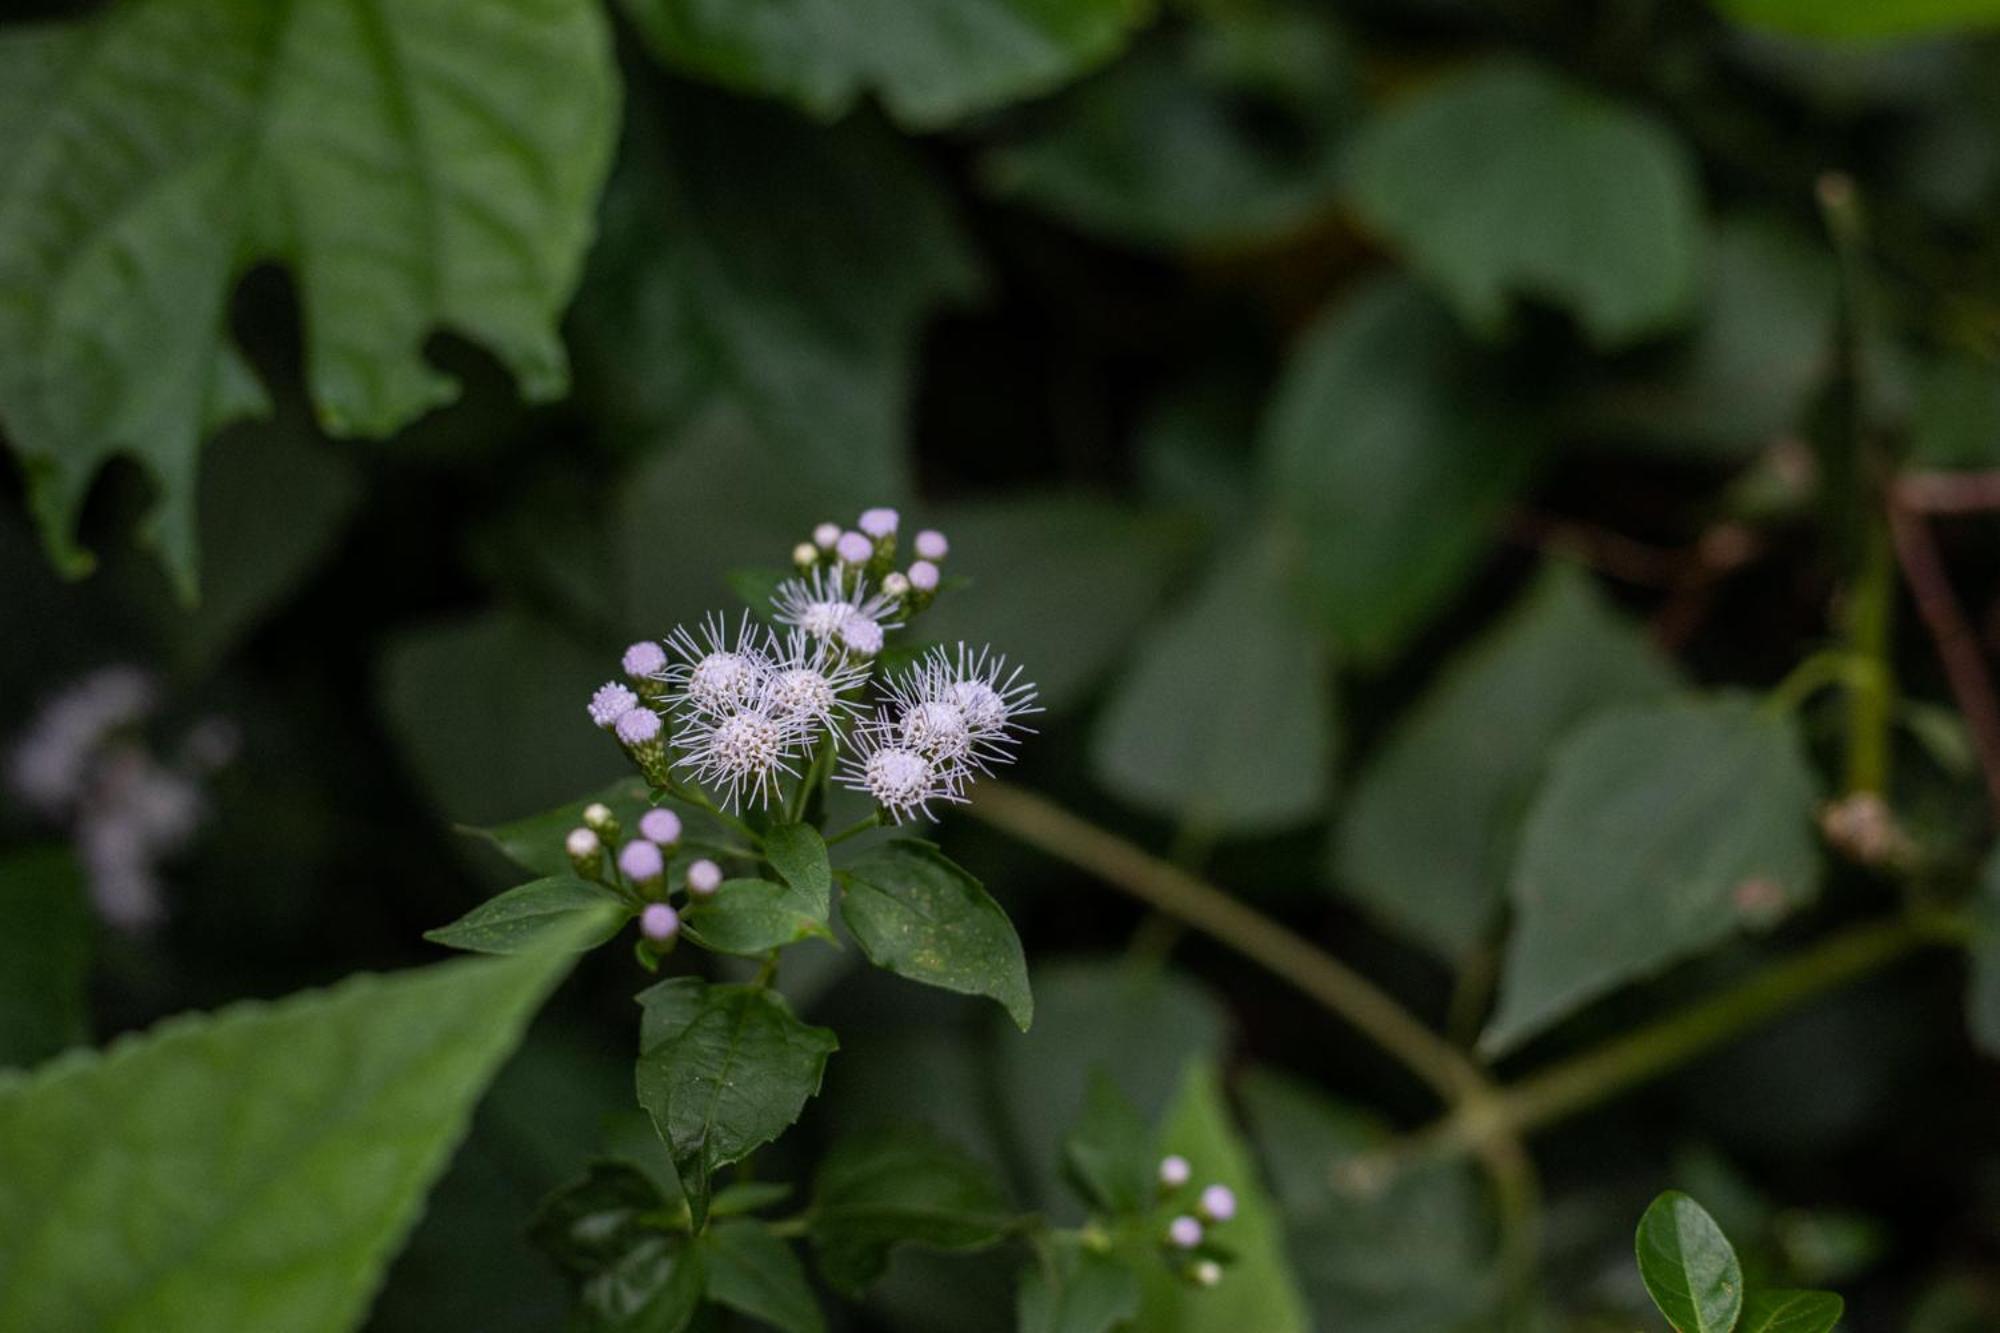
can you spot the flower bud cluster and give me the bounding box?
[564,800,688,957]
[1155,1156,1237,1289]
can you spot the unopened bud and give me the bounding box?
[882,571,911,599]
[619,839,665,889]
[914,529,948,561]
[859,507,899,539]
[565,827,602,878]
[623,641,666,679]
[835,531,873,566]
[583,803,619,839]
[1159,1155,1191,1188]
[813,522,841,551]
[1199,1185,1236,1223]
[639,807,682,848]
[686,858,723,897]
[1167,1216,1203,1249]
[615,708,672,787]
[1192,1260,1222,1288]
[793,542,819,571]
[589,682,638,729]
[640,901,680,943]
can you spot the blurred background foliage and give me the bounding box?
[7,0,2000,1326]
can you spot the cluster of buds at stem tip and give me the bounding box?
[1156,1156,1236,1288]
[562,799,688,960]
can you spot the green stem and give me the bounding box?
[1843,522,1897,796]
[787,740,834,824]
[663,780,763,846]
[824,810,883,848]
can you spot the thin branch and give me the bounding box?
[1888,498,2000,819]
[1897,469,2000,515]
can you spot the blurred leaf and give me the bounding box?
[1635,1192,1745,1333]
[1137,1061,1309,1333]
[1912,353,2000,469]
[985,7,1355,249]
[616,0,1152,129]
[1091,530,1337,834]
[575,85,978,500]
[0,950,573,1331]
[1346,61,1703,348]
[808,1124,1021,1296]
[0,847,90,1069]
[684,877,837,956]
[1063,1072,1157,1215]
[1261,278,1546,665]
[634,977,837,1228]
[1483,697,1822,1055]
[530,1160,670,1281]
[1739,1289,1845,1332]
[702,1220,824,1333]
[1968,846,2000,1056]
[764,822,833,917]
[0,0,616,594]
[837,840,1033,1030]
[1016,1235,1142,1333]
[1716,0,2000,40]
[425,876,631,956]
[1334,564,1679,959]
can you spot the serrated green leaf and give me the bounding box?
[762,823,832,918]
[1346,60,1703,348]
[1091,530,1337,834]
[426,876,631,956]
[617,0,1153,129]
[1636,1192,1745,1333]
[702,1220,825,1333]
[0,949,574,1332]
[1016,1235,1142,1333]
[1714,0,2000,39]
[1063,1072,1157,1215]
[1260,278,1547,665]
[1483,696,1822,1054]
[1740,1288,1846,1333]
[634,978,837,1229]
[838,840,1033,1030]
[808,1125,1020,1296]
[0,0,617,594]
[0,847,90,1070]
[683,878,836,957]
[1967,846,2000,1057]
[1334,564,1680,958]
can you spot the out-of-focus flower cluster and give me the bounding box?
[1154,1155,1237,1289]
[6,666,236,929]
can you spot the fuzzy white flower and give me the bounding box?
[763,631,868,736]
[673,699,810,810]
[771,567,901,650]
[836,711,966,823]
[662,613,772,716]
[883,645,1039,775]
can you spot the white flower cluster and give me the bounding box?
[585,508,1038,820]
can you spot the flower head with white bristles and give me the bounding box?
[673,698,812,811]
[764,631,868,738]
[881,645,1040,776]
[835,710,967,823]
[771,567,902,654]
[662,613,773,717]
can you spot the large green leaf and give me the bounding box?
[0,0,617,594]
[1016,1235,1142,1333]
[808,1124,1021,1296]
[634,977,838,1228]
[425,876,632,956]
[683,878,836,957]
[1740,1289,1846,1332]
[0,949,574,1331]
[1334,564,1680,959]
[1715,0,2000,39]
[1346,60,1704,348]
[1091,531,1337,834]
[1635,1191,1745,1333]
[837,840,1033,1030]
[1260,278,1547,665]
[0,847,90,1069]
[617,0,1153,129]
[701,1220,825,1333]
[1483,697,1822,1054]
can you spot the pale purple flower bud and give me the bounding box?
[582,803,617,835]
[1168,1216,1203,1249]
[565,827,600,860]
[641,902,680,942]
[1192,1260,1222,1288]
[687,858,723,897]
[623,641,667,679]
[615,708,663,746]
[835,531,873,565]
[883,571,911,599]
[908,560,940,593]
[639,807,683,846]
[859,507,899,539]
[619,839,664,885]
[589,682,638,728]
[813,522,841,551]
[1199,1185,1236,1222]
[915,530,948,561]
[1159,1155,1191,1188]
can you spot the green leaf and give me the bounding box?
[1345,60,1704,348]
[575,1236,706,1333]
[1334,564,1680,958]
[762,822,833,919]
[683,878,836,957]
[0,847,90,1069]
[616,0,1153,129]
[1714,0,2000,40]
[808,1124,1020,1296]
[702,1220,825,1333]
[0,949,574,1331]
[1966,846,2000,1057]
[1483,696,1823,1054]
[464,779,660,880]
[634,978,838,1229]
[1063,1072,1157,1215]
[529,1160,669,1281]
[1091,530,1337,833]
[1017,1235,1142,1333]
[1740,1289,1846,1333]
[425,876,632,956]
[0,0,617,594]
[1260,278,1547,664]
[837,840,1033,1030]
[1635,1191,1746,1333]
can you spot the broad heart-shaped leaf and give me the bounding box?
[617,0,1151,129]
[1091,529,1338,834]
[0,949,573,1332]
[1345,60,1703,349]
[635,977,838,1229]
[762,822,832,919]
[1636,1192,1745,1333]
[0,846,91,1069]
[1334,564,1680,959]
[702,1220,825,1333]
[1482,696,1823,1055]
[807,1124,1021,1297]
[0,0,617,595]
[1715,0,2000,39]
[1739,1288,1844,1332]
[1064,1072,1157,1215]
[683,878,836,957]
[1966,845,2000,1056]
[1016,1234,1143,1333]
[426,876,631,955]
[1260,278,1547,666]
[837,839,1033,1030]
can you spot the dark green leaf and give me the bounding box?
[710,1181,794,1219]
[1346,60,1703,348]
[530,1161,672,1281]
[1715,0,2000,40]
[1483,697,1823,1054]
[426,876,631,956]
[762,823,833,919]
[837,840,1033,1030]
[0,950,575,1331]
[702,1220,825,1333]
[634,978,838,1228]
[0,0,616,594]
[1334,564,1680,958]
[464,779,660,880]
[575,1235,706,1333]
[1063,1072,1157,1215]
[1740,1288,1846,1333]
[1260,278,1546,665]
[1016,1235,1142,1333]
[1635,1191,1745,1333]
[0,847,90,1070]
[683,878,836,957]
[809,1125,1020,1297]
[1967,846,2000,1056]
